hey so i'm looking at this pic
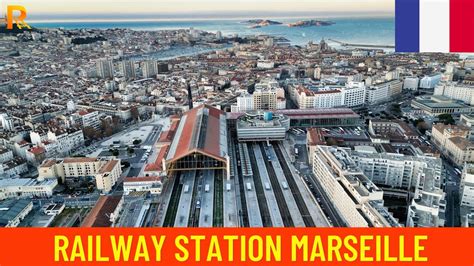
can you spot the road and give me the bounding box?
[442,159,461,227]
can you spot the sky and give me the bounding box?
[2,0,394,19]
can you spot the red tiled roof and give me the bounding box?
[78,110,89,116]
[123,176,163,183]
[144,145,169,172]
[29,146,45,155]
[168,105,225,162]
[81,195,122,227]
[98,160,119,174]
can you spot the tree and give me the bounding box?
[128,147,135,154]
[438,114,455,125]
[83,126,101,140]
[130,106,140,121]
[109,148,119,157]
[133,139,142,145]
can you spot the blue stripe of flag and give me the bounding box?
[396,0,420,52]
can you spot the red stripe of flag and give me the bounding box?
[450,0,474,52]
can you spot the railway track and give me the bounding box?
[188,170,201,227]
[162,172,183,227]
[234,141,250,227]
[259,143,294,227]
[248,143,272,227]
[213,170,224,227]
[273,143,315,227]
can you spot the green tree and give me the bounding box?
[438,114,455,125]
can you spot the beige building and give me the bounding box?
[95,160,122,193]
[432,124,474,165]
[444,137,474,166]
[38,157,121,193]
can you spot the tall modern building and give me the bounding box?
[142,60,158,78]
[96,59,114,79]
[120,60,136,80]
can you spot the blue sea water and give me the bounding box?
[31,17,394,47]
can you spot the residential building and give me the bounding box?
[95,159,122,193]
[365,80,403,105]
[312,146,400,227]
[403,76,420,90]
[419,74,442,89]
[434,82,474,105]
[351,147,443,190]
[460,164,474,208]
[96,59,114,79]
[120,60,136,79]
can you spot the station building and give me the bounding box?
[236,111,290,142]
[164,105,230,179]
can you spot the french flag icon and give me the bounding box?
[396,0,474,53]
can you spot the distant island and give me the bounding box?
[288,20,335,27]
[242,19,282,29]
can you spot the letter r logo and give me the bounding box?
[7,5,30,30]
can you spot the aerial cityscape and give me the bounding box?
[1,3,473,229]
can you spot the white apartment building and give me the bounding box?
[47,129,85,156]
[366,80,403,105]
[0,178,58,200]
[73,110,101,130]
[407,189,446,227]
[0,113,14,131]
[31,128,84,157]
[0,147,14,164]
[461,164,474,208]
[419,74,441,89]
[351,148,442,190]
[341,81,366,107]
[290,85,344,109]
[312,146,400,227]
[403,76,420,90]
[434,82,474,105]
[233,93,254,112]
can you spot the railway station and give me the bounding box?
[158,105,330,228]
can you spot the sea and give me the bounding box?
[31,17,395,48]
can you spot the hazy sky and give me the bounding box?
[3,0,394,17]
